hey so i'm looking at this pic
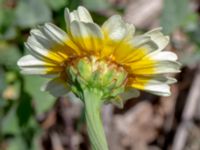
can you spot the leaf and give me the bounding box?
[0,6,14,31]
[15,0,52,28]
[0,67,6,96]
[17,92,33,127]
[183,13,200,48]
[160,0,189,34]
[91,12,108,25]
[7,137,27,150]
[0,7,16,40]
[0,42,21,69]
[24,76,56,115]
[1,106,20,135]
[4,118,41,150]
[180,51,200,66]
[67,0,81,10]
[45,0,68,11]
[82,0,110,11]
[31,131,43,150]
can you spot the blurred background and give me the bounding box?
[1,0,200,150]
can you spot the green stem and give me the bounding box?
[83,89,109,150]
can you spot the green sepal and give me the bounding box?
[66,56,128,102]
[77,58,92,80]
[90,70,102,88]
[102,69,115,86]
[120,88,140,101]
[111,96,124,109]
[110,87,125,97]
[115,71,127,87]
[66,66,77,82]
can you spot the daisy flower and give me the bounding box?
[17,6,181,150]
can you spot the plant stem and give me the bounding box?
[83,89,109,150]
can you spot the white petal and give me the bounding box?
[42,78,69,97]
[149,51,178,61]
[126,36,160,61]
[102,15,134,41]
[155,61,181,74]
[75,6,93,22]
[30,28,47,39]
[149,76,177,85]
[17,55,55,68]
[132,35,151,47]
[31,25,67,48]
[27,27,72,63]
[70,21,103,52]
[65,8,72,31]
[145,28,169,52]
[126,23,135,34]
[70,21,102,37]
[17,55,60,76]
[130,75,172,96]
[40,23,68,44]
[130,60,181,75]
[29,26,78,60]
[25,41,53,62]
[19,68,48,75]
[30,29,55,49]
[118,35,158,63]
[149,76,177,84]
[135,75,177,85]
[144,84,171,96]
[142,41,159,53]
[65,6,93,31]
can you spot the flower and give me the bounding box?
[17,6,181,102]
[17,6,181,150]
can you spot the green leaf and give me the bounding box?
[0,67,6,96]
[160,0,189,34]
[0,6,14,31]
[7,137,27,150]
[17,92,33,127]
[7,136,27,150]
[4,118,41,150]
[0,7,16,40]
[91,12,108,25]
[45,0,68,11]
[31,131,43,150]
[183,13,200,48]
[82,0,110,11]
[179,50,200,66]
[0,67,7,120]
[24,76,56,115]
[1,106,20,135]
[67,0,81,10]
[0,42,21,69]
[15,0,52,28]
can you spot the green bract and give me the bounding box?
[66,56,127,101]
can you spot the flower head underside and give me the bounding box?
[18,6,181,103]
